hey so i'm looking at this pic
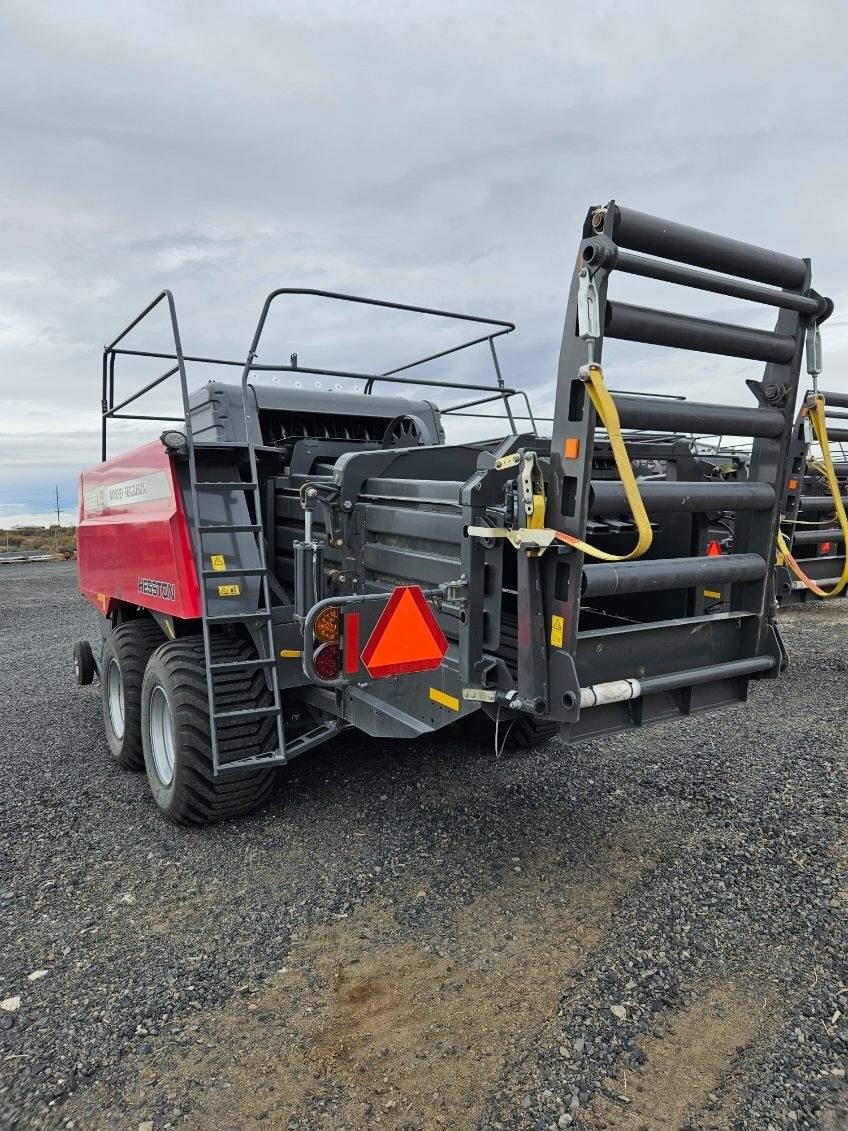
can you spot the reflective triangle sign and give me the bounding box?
[706,539,722,557]
[361,585,448,679]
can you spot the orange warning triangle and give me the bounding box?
[361,585,448,679]
[706,539,722,557]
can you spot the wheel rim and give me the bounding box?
[149,685,176,786]
[106,657,125,739]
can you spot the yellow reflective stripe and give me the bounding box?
[429,687,460,712]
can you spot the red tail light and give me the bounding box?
[821,541,832,554]
[313,642,341,680]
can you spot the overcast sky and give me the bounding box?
[1,0,847,526]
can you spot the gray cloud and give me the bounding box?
[1,0,848,521]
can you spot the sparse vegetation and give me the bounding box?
[0,525,76,557]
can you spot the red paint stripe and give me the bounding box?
[344,612,360,674]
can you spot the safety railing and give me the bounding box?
[102,289,528,459]
[234,288,523,437]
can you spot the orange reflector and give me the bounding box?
[788,478,798,491]
[821,541,832,554]
[314,605,340,643]
[361,585,448,679]
[564,437,580,460]
[706,540,722,557]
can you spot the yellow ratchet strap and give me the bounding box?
[525,457,546,530]
[776,393,848,597]
[467,364,653,560]
[550,364,653,561]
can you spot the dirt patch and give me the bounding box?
[586,982,772,1130]
[109,830,656,1129]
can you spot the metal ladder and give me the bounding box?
[100,289,287,777]
[188,441,287,776]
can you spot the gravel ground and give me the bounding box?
[0,561,845,1131]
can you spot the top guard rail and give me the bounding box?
[100,289,529,461]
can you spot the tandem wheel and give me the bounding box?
[73,640,96,686]
[99,620,167,771]
[140,636,277,826]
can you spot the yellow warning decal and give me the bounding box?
[210,554,227,572]
[704,589,722,600]
[429,687,460,712]
[550,614,564,649]
[217,584,240,597]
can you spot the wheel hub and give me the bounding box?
[149,685,176,786]
[106,657,125,740]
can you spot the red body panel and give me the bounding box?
[77,441,201,620]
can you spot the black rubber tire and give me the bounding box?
[140,637,276,826]
[460,711,559,753]
[73,640,95,686]
[101,620,165,770]
[499,715,559,751]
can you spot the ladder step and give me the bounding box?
[216,750,288,773]
[202,566,267,578]
[192,441,250,451]
[198,523,262,534]
[196,481,258,491]
[205,611,272,623]
[209,657,276,672]
[214,706,281,721]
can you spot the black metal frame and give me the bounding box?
[98,289,525,772]
[90,204,832,766]
[101,288,521,462]
[534,200,829,735]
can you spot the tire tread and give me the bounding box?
[101,620,165,770]
[142,636,276,826]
